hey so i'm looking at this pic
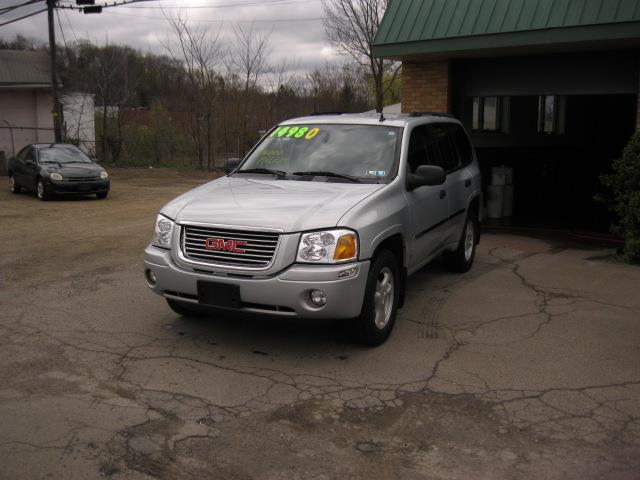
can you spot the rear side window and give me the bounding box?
[427,124,460,173]
[14,146,29,163]
[448,124,473,167]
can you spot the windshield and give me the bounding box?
[237,124,401,182]
[39,146,92,164]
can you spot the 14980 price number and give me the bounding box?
[269,126,320,140]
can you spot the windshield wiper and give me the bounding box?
[235,168,287,178]
[293,171,362,183]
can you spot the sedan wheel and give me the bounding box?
[36,179,49,201]
[9,175,20,194]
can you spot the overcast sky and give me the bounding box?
[0,0,340,72]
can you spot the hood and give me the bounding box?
[42,163,106,177]
[162,176,385,232]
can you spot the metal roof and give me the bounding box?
[0,49,52,89]
[373,0,640,57]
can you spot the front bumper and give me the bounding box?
[144,245,370,319]
[45,179,110,195]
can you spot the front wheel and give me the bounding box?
[96,192,108,199]
[443,211,478,273]
[36,179,49,201]
[9,174,20,194]
[350,249,400,346]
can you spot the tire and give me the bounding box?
[36,178,49,201]
[350,249,400,346]
[96,192,108,199]
[9,174,20,194]
[443,210,478,273]
[166,298,202,317]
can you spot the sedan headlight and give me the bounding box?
[100,171,109,179]
[152,214,175,249]
[50,172,63,181]
[296,229,358,263]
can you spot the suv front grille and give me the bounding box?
[181,225,280,268]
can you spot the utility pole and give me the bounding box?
[46,0,62,143]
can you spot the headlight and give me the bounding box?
[100,171,109,179]
[152,214,175,249]
[50,172,63,181]
[296,229,358,263]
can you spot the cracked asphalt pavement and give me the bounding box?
[1,169,639,479]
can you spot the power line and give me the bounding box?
[0,6,47,27]
[121,0,316,9]
[102,9,322,23]
[0,0,43,16]
[55,7,68,49]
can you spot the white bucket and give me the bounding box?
[503,184,514,217]
[504,166,513,185]
[487,185,505,218]
[491,166,507,186]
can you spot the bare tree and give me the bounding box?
[227,23,271,153]
[164,12,224,170]
[263,58,297,125]
[322,0,399,113]
[92,45,138,164]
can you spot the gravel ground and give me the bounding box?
[1,168,639,479]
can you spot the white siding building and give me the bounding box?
[0,50,55,159]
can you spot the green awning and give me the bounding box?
[373,0,640,58]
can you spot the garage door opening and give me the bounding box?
[473,94,636,233]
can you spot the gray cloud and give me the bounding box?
[1,0,340,71]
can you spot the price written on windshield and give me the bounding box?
[269,126,320,140]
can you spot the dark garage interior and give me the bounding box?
[451,51,639,234]
[472,94,636,232]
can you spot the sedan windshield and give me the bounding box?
[39,147,92,164]
[237,124,401,182]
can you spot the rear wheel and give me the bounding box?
[36,178,49,201]
[443,210,478,273]
[9,174,20,194]
[166,298,203,317]
[350,249,400,346]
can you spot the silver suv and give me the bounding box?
[144,113,481,345]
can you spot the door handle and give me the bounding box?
[439,190,446,199]
[464,179,472,188]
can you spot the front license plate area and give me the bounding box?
[197,281,242,308]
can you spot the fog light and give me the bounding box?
[145,269,157,285]
[338,265,359,279]
[310,290,327,306]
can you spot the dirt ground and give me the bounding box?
[1,168,639,479]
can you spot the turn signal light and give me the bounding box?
[334,233,357,261]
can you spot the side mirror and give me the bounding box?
[225,157,241,174]
[407,165,446,191]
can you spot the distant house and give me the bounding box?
[61,92,96,156]
[0,49,55,158]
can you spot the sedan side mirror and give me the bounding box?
[225,157,241,174]
[407,165,446,191]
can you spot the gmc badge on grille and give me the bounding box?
[204,238,247,253]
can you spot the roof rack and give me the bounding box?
[309,111,344,116]
[408,112,455,118]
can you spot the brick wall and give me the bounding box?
[401,60,450,113]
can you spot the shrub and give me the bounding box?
[602,130,640,263]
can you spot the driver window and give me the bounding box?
[407,125,427,173]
